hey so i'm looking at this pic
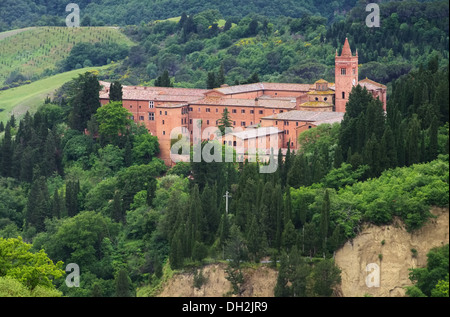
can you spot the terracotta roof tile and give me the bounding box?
[214,82,311,95]
[262,110,344,124]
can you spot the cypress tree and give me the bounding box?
[406,114,421,166]
[428,115,439,161]
[115,269,132,297]
[333,145,343,169]
[319,190,330,256]
[216,64,225,87]
[112,190,124,223]
[207,72,216,89]
[0,122,12,177]
[26,174,51,232]
[218,108,232,136]
[65,180,80,217]
[109,81,123,102]
[68,72,101,132]
[155,70,173,87]
[382,125,398,169]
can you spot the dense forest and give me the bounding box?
[0,0,359,32]
[0,55,448,296]
[92,0,448,90]
[0,0,449,298]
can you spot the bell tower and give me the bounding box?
[335,38,358,112]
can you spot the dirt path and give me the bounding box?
[0,27,36,41]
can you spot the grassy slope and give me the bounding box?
[0,66,109,124]
[0,26,134,85]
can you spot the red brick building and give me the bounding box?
[99,39,387,166]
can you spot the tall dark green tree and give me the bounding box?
[218,108,233,135]
[26,174,51,232]
[65,180,80,217]
[115,269,132,297]
[207,72,216,89]
[109,81,123,102]
[68,72,101,132]
[0,122,12,177]
[155,70,173,87]
[319,189,330,255]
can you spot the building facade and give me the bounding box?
[99,39,387,166]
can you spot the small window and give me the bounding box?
[139,116,144,121]
[324,97,328,101]
[241,122,246,126]
[315,97,319,101]
[206,108,211,113]
[165,111,167,115]
[232,109,237,114]
[250,110,254,114]
[148,112,154,121]
[149,101,154,108]
[162,120,165,125]
[342,92,345,99]
[341,68,346,75]
[216,108,219,113]
[241,110,245,114]
[259,110,263,114]
[163,131,166,135]
[207,120,210,125]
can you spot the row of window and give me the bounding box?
[340,68,356,75]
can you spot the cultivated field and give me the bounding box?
[0,26,134,85]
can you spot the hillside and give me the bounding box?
[153,207,449,297]
[335,207,449,297]
[99,0,449,90]
[0,66,109,123]
[0,0,359,32]
[0,26,134,87]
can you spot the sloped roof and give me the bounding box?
[213,82,311,95]
[231,127,284,140]
[359,78,387,90]
[341,38,353,57]
[262,110,344,125]
[190,97,297,109]
[99,81,208,101]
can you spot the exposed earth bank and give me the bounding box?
[157,207,449,297]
